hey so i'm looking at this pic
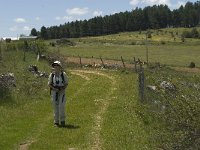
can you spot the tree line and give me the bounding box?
[30,1,200,39]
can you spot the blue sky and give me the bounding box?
[0,0,197,37]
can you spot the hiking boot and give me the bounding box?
[54,122,59,127]
[61,121,65,127]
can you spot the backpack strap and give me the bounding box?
[61,72,65,83]
[51,73,55,85]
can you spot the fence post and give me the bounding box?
[121,56,126,68]
[79,55,82,67]
[138,62,145,102]
[100,56,105,68]
[0,41,2,61]
[134,57,137,72]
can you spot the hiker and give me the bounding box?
[48,61,68,127]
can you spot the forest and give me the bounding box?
[30,1,200,39]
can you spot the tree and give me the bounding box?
[30,28,37,36]
[33,1,200,39]
[40,26,48,39]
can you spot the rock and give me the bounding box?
[147,85,157,91]
[28,65,38,72]
[0,73,16,88]
[28,65,49,78]
[160,81,176,91]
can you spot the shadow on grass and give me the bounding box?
[60,124,80,129]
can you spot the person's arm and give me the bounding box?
[61,72,68,90]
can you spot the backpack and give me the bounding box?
[50,72,65,94]
[51,72,65,85]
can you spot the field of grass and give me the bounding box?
[1,27,200,149]
[0,47,160,149]
[48,27,200,67]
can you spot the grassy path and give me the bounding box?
[0,68,154,149]
[71,70,117,150]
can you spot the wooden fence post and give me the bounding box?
[0,41,2,61]
[79,55,82,67]
[100,56,105,68]
[134,57,137,72]
[121,56,126,68]
[138,61,145,102]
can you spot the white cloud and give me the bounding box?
[9,26,18,31]
[93,11,103,16]
[129,0,139,6]
[55,16,73,22]
[174,1,186,8]
[14,18,26,23]
[111,11,118,15]
[143,0,171,6]
[23,26,31,31]
[130,0,172,7]
[66,7,89,16]
[35,17,40,21]
[63,16,73,22]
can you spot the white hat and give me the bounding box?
[52,60,62,68]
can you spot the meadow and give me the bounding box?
[0,44,158,149]
[0,27,200,149]
[48,27,200,67]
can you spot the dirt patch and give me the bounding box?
[19,141,34,150]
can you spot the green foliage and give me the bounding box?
[30,28,38,36]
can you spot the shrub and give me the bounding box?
[189,62,195,68]
[182,31,192,38]
[147,32,152,38]
[191,28,199,38]
[160,41,166,45]
[182,28,199,39]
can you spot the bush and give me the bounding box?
[191,28,199,38]
[49,42,55,47]
[189,62,195,68]
[160,41,166,45]
[56,38,75,46]
[182,28,199,39]
[182,31,192,38]
[147,32,152,38]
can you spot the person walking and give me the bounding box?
[48,61,68,127]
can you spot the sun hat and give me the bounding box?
[52,60,62,68]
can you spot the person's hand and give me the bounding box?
[59,86,66,91]
[53,87,59,92]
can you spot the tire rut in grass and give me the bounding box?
[70,70,117,150]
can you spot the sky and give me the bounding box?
[0,0,197,37]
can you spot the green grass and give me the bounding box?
[101,71,157,149]
[0,48,158,149]
[142,67,200,149]
[1,27,200,149]
[48,27,200,67]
